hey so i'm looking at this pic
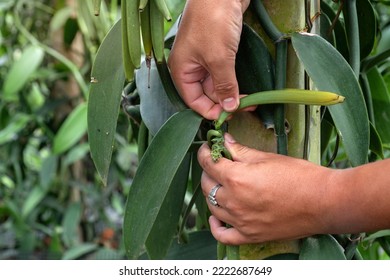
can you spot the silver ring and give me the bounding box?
[208,184,222,207]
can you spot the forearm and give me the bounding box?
[325,159,390,234]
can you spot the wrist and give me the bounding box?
[320,166,366,235]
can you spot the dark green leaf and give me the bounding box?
[236,23,274,93]
[63,17,79,47]
[123,109,203,260]
[292,32,369,166]
[320,13,335,45]
[146,153,191,259]
[300,235,346,260]
[2,45,44,101]
[236,23,275,127]
[265,253,299,260]
[88,20,125,185]
[191,152,209,229]
[53,102,87,155]
[367,67,390,145]
[320,115,336,157]
[369,122,384,159]
[164,231,217,260]
[320,1,349,60]
[356,0,377,59]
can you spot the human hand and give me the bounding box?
[168,0,251,120]
[197,133,336,245]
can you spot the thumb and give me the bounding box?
[224,133,269,163]
[209,58,239,112]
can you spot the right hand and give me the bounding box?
[168,0,251,120]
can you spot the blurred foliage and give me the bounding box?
[0,0,134,260]
[0,0,187,260]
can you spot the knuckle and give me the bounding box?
[214,81,236,95]
[222,167,241,188]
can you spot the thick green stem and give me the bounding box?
[344,0,360,78]
[250,0,284,42]
[274,40,288,155]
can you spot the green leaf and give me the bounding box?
[63,143,90,167]
[146,153,191,259]
[369,122,384,159]
[356,0,377,60]
[49,6,72,33]
[53,102,87,155]
[137,60,177,136]
[377,25,390,54]
[236,23,274,93]
[88,20,125,185]
[3,45,44,102]
[364,230,390,242]
[92,248,124,260]
[0,114,30,145]
[367,67,390,145]
[300,235,346,260]
[319,13,335,45]
[191,153,209,229]
[21,186,47,218]
[320,1,349,60]
[62,243,98,260]
[123,109,203,260]
[164,231,217,260]
[265,253,299,260]
[62,202,82,248]
[292,32,369,166]
[39,155,58,190]
[236,23,275,127]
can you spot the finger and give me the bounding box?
[223,133,271,163]
[168,52,222,120]
[208,56,240,112]
[200,74,215,99]
[209,216,248,245]
[173,74,223,120]
[201,172,229,208]
[197,143,238,185]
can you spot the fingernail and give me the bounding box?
[222,97,238,111]
[224,133,236,144]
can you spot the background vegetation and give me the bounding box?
[0,0,389,260]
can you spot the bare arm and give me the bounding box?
[325,159,390,235]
